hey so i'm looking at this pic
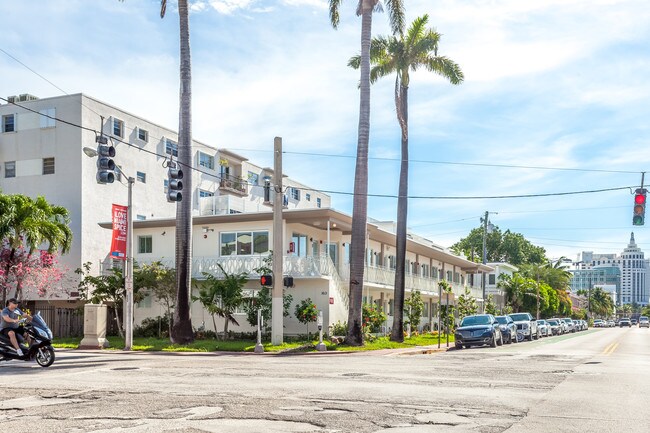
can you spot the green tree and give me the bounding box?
[620,303,632,316]
[456,287,478,318]
[192,264,247,339]
[484,294,498,315]
[350,15,463,343]
[294,298,318,336]
[498,274,534,313]
[329,0,405,347]
[243,252,292,331]
[137,261,176,337]
[438,280,455,333]
[404,290,425,332]
[452,226,546,266]
[0,193,72,303]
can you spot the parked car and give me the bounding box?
[607,320,615,327]
[495,315,518,344]
[509,312,539,341]
[561,318,575,333]
[454,314,503,349]
[546,319,562,335]
[536,320,550,337]
[638,316,649,328]
[619,318,632,327]
[631,318,638,326]
[593,319,605,328]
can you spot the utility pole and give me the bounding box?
[481,211,489,313]
[271,137,284,345]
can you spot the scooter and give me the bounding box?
[0,310,56,367]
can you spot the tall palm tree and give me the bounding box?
[1,194,72,303]
[329,0,404,345]
[350,14,463,342]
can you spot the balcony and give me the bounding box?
[219,174,247,196]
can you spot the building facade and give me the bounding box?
[0,93,329,302]
[572,233,649,306]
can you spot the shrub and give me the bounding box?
[329,320,348,336]
[134,316,170,338]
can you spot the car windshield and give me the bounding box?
[536,320,545,325]
[495,316,508,325]
[548,320,558,325]
[460,316,492,326]
[509,314,530,322]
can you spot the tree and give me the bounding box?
[451,226,546,266]
[329,0,405,347]
[350,15,463,343]
[620,304,632,316]
[498,274,534,313]
[0,193,72,303]
[193,264,247,339]
[137,261,176,337]
[485,294,498,315]
[438,280,455,333]
[294,298,318,336]
[404,290,425,333]
[456,287,478,318]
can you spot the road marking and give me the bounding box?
[602,342,619,355]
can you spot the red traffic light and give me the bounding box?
[635,194,646,204]
[260,275,273,286]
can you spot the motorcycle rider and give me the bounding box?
[0,298,31,357]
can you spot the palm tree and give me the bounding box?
[1,194,72,303]
[329,0,404,345]
[350,15,463,342]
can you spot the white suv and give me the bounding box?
[639,316,649,328]
[509,312,539,341]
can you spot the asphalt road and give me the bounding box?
[0,327,648,432]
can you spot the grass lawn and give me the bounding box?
[52,333,454,353]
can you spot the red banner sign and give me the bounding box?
[110,204,128,260]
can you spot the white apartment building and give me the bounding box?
[0,93,329,302]
[112,208,491,335]
[574,233,649,306]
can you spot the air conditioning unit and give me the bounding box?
[7,95,17,103]
[17,94,39,102]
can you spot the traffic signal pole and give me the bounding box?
[272,137,284,345]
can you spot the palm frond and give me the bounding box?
[160,0,167,19]
[383,0,405,34]
[405,14,428,50]
[329,0,342,28]
[425,56,464,85]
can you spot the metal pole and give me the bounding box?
[536,270,540,320]
[254,309,264,353]
[482,211,488,313]
[271,137,284,345]
[124,176,134,350]
[316,310,327,351]
[446,291,450,347]
[438,284,441,348]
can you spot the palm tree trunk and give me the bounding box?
[171,0,195,345]
[115,307,124,339]
[390,84,408,342]
[2,248,16,305]
[346,2,374,347]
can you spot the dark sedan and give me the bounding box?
[495,315,517,344]
[455,314,503,349]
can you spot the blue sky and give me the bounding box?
[2,0,650,261]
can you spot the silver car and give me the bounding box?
[536,320,550,337]
[509,312,539,341]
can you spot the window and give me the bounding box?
[137,171,146,183]
[137,295,152,308]
[248,171,259,185]
[198,152,214,170]
[138,235,152,253]
[165,139,178,157]
[489,274,496,285]
[4,161,16,178]
[136,215,147,221]
[290,187,300,201]
[305,193,311,201]
[137,127,148,142]
[2,114,15,133]
[115,165,122,182]
[199,190,214,198]
[163,179,168,193]
[220,231,269,256]
[40,108,55,128]
[42,157,55,175]
[316,198,322,208]
[112,118,124,137]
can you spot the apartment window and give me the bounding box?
[220,231,269,256]
[137,171,146,183]
[305,193,311,201]
[4,161,16,178]
[137,127,149,142]
[248,171,259,185]
[199,190,214,198]
[290,187,300,201]
[165,139,178,157]
[115,165,122,182]
[163,179,168,193]
[2,114,15,133]
[138,235,152,253]
[489,274,496,285]
[198,152,214,170]
[316,197,321,208]
[40,108,56,128]
[136,215,147,221]
[112,118,124,137]
[42,157,55,175]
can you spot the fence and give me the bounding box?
[37,306,84,338]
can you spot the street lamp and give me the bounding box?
[481,211,495,312]
[83,146,135,351]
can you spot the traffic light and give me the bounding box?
[167,162,183,202]
[283,276,294,287]
[96,136,115,184]
[633,188,647,226]
[260,275,273,286]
